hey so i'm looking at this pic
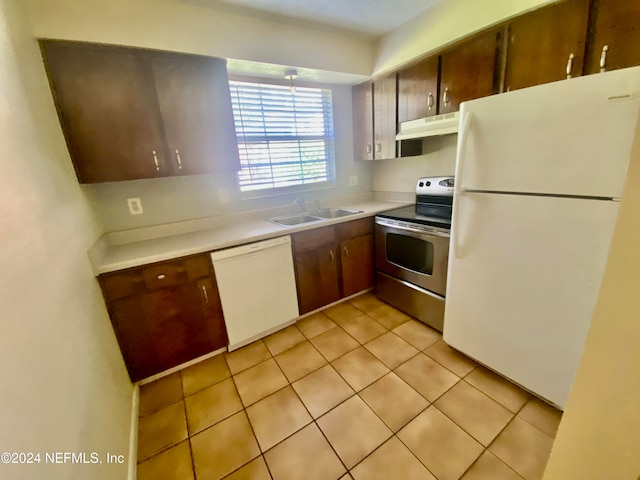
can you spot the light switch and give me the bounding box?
[349,175,358,186]
[127,197,143,215]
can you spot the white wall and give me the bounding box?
[374,0,551,75]
[541,111,640,480]
[86,84,372,232]
[0,0,133,478]
[373,135,457,193]
[24,0,372,76]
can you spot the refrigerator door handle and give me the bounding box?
[455,112,474,191]
[452,112,473,259]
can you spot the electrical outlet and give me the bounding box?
[127,197,143,215]
[349,175,358,186]
[218,188,230,203]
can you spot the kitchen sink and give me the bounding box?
[269,214,323,226]
[312,208,362,219]
[269,208,362,227]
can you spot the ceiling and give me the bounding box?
[185,0,441,37]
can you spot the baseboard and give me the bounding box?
[128,384,139,480]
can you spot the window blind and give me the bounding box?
[229,80,336,192]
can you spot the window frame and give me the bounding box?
[228,75,337,198]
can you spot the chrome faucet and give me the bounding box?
[293,196,306,212]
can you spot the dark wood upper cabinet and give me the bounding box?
[373,74,397,159]
[587,0,640,74]
[150,54,239,175]
[41,41,240,184]
[505,0,590,91]
[42,43,168,183]
[352,82,374,160]
[440,30,501,114]
[398,56,440,122]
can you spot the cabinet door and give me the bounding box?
[373,74,397,159]
[352,82,374,160]
[151,54,240,174]
[398,56,439,122]
[340,235,374,298]
[505,0,589,91]
[294,246,340,314]
[197,276,228,351]
[587,0,640,74]
[109,280,220,381]
[440,31,500,114]
[41,42,168,183]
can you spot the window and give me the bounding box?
[229,79,336,193]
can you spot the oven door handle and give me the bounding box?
[452,111,473,259]
[375,220,450,238]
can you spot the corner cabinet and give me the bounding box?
[292,218,374,314]
[352,75,397,160]
[99,253,228,382]
[40,41,240,184]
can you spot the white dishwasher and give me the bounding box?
[210,235,299,351]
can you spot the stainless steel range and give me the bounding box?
[375,176,454,331]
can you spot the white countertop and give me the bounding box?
[89,197,409,275]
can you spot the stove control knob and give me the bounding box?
[426,181,431,186]
[418,181,424,187]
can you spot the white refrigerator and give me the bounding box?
[443,66,640,409]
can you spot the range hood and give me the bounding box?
[396,111,460,140]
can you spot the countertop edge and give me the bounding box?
[91,200,409,275]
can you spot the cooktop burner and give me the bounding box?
[376,176,454,229]
[376,205,452,228]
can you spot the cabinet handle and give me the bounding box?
[366,143,372,154]
[152,150,160,171]
[329,250,334,263]
[443,88,450,107]
[175,149,183,170]
[427,92,434,110]
[343,246,349,257]
[566,53,575,79]
[157,274,166,280]
[201,285,209,303]
[375,142,381,154]
[600,45,609,73]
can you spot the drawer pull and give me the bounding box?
[343,246,349,257]
[443,87,450,107]
[366,143,372,154]
[600,45,608,72]
[157,274,166,280]
[427,91,434,110]
[329,250,334,263]
[175,149,183,170]
[201,285,209,303]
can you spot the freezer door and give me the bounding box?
[444,192,619,408]
[456,66,640,198]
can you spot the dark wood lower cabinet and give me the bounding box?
[294,246,340,315]
[340,234,374,297]
[100,253,227,382]
[292,218,375,315]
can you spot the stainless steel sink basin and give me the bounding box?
[269,208,362,227]
[312,208,362,219]
[269,214,323,227]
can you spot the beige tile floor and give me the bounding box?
[136,293,562,480]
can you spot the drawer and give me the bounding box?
[100,271,145,302]
[292,225,336,253]
[142,260,189,290]
[100,253,213,299]
[337,217,373,241]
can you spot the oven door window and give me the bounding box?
[386,233,434,275]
